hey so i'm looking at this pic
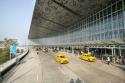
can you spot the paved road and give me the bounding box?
[2,50,83,83]
[2,50,125,83]
[65,53,125,83]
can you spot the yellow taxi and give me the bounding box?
[55,53,69,64]
[79,52,96,62]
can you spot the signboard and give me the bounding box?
[10,44,17,55]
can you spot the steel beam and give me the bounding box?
[40,16,67,29]
[51,0,82,18]
[39,25,65,32]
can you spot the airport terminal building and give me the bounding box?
[28,0,125,56]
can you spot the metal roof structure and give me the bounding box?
[28,0,112,39]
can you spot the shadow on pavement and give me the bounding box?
[115,65,125,71]
[70,78,83,83]
[19,60,26,64]
[4,67,35,83]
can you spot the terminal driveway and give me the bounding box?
[65,53,125,83]
[2,50,125,83]
[2,50,83,83]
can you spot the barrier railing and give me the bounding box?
[0,49,29,76]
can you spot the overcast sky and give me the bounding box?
[0,0,36,45]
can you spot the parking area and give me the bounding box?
[2,50,125,83]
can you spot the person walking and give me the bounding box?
[107,56,110,65]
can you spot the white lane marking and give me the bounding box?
[37,74,39,81]
[69,62,72,64]
[58,67,66,75]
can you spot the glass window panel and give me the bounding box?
[97,13,99,19]
[108,6,111,14]
[117,1,122,10]
[119,29,123,38]
[118,19,124,29]
[108,15,111,22]
[104,16,107,24]
[112,13,117,21]
[94,15,96,21]
[88,17,90,23]
[123,30,125,38]
[91,16,94,22]
[89,16,92,22]
[95,34,97,40]
[106,24,109,31]
[114,21,118,29]
[112,4,116,12]
[104,9,107,16]
[100,11,103,18]
[92,35,94,40]
[118,10,123,19]
[107,23,111,30]
[98,34,100,40]
[109,31,112,39]
[114,30,118,38]
[124,0,125,8]
[105,32,108,39]
[100,17,103,24]
[101,33,104,40]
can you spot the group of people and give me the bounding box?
[107,56,125,65]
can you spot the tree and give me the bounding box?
[4,38,18,49]
[0,38,18,64]
[3,38,18,58]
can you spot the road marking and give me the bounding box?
[37,74,39,81]
[58,67,66,75]
[69,62,72,64]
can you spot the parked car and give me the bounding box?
[80,52,96,62]
[55,53,69,64]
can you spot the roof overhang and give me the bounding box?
[29,0,111,39]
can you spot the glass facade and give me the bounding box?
[31,0,125,45]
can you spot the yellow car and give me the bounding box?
[55,53,69,64]
[80,53,96,62]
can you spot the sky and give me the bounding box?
[0,0,36,45]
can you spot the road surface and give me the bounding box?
[2,50,125,83]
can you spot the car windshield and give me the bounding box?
[60,56,65,58]
[88,55,92,57]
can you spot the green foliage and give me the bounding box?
[4,38,18,49]
[0,38,18,64]
[0,49,10,64]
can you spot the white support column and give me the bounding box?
[112,48,114,56]
[122,0,125,25]
[111,2,115,39]
[105,48,106,55]
[119,46,121,56]
[64,47,66,52]
[72,47,74,55]
[113,46,116,56]
[88,47,89,53]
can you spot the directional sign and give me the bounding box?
[10,44,17,55]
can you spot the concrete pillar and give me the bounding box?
[112,48,114,56]
[101,49,103,61]
[88,47,89,53]
[113,46,116,63]
[64,47,66,52]
[72,47,74,54]
[105,48,107,55]
[114,47,116,56]
[119,46,121,56]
